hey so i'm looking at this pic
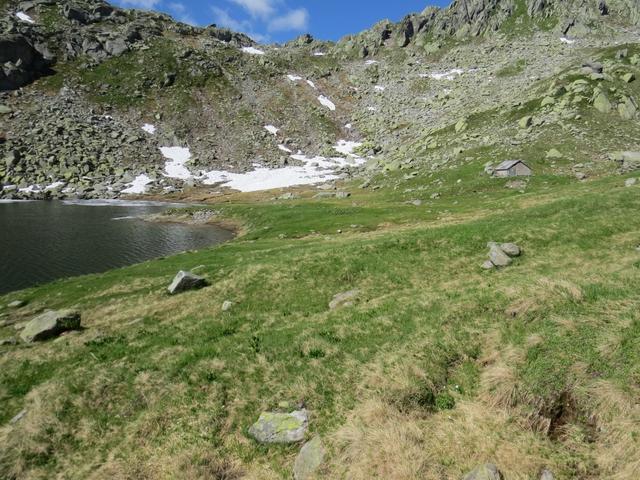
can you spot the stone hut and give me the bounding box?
[493,160,532,177]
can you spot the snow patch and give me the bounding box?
[122,174,153,194]
[313,52,326,56]
[199,140,366,193]
[306,80,316,89]
[345,123,352,129]
[365,60,378,65]
[278,144,293,153]
[423,69,464,80]
[287,74,303,81]
[16,12,35,23]
[333,140,362,157]
[264,125,279,135]
[374,85,386,92]
[318,95,336,111]
[160,146,192,180]
[142,123,156,134]
[241,46,265,55]
[367,107,378,112]
[45,181,65,191]
[560,37,576,44]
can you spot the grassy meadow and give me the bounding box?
[1,163,639,479]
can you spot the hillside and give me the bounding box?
[1,0,640,479]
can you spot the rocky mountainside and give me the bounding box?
[1,0,639,199]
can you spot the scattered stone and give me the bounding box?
[335,191,351,199]
[294,437,326,480]
[540,469,555,480]
[222,300,234,311]
[10,409,27,424]
[499,243,521,257]
[481,260,495,270]
[575,172,588,180]
[621,73,635,83]
[488,244,512,267]
[410,199,423,206]
[593,90,612,114]
[625,178,637,187]
[455,118,468,133]
[8,300,26,308]
[505,180,527,190]
[518,115,533,128]
[167,271,207,295]
[20,310,81,343]
[248,410,309,444]
[329,290,360,310]
[0,105,12,115]
[463,463,503,480]
[546,148,562,159]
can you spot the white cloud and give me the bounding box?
[211,6,270,43]
[267,8,308,32]
[117,0,162,8]
[228,0,279,19]
[168,2,197,25]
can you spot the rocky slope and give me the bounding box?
[0,0,639,199]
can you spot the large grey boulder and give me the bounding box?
[462,463,503,480]
[294,436,326,480]
[499,243,521,257]
[167,271,207,294]
[20,310,81,343]
[248,410,309,444]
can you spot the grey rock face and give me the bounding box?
[167,271,207,294]
[294,436,326,480]
[20,310,82,343]
[500,243,521,257]
[248,410,309,444]
[0,35,51,91]
[462,463,503,480]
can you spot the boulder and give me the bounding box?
[499,243,521,257]
[593,91,612,114]
[167,271,207,294]
[463,463,503,480]
[518,116,533,128]
[222,300,233,311]
[8,300,26,308]
[625,178,637,187]
[294,437,326,480]
[540,469,555,480]
[0,337,17,346]
[488,244,512,267]
[248,410,308,444]
[329,289,360,310]
[611,151,640,172]
[20,310,81,343]
[622,73,635,83]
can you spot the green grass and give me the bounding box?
[1,167,640,478]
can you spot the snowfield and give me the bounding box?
[142,124,156,134]
[264,125,279,135]
[422,69,464,80]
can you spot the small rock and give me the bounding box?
[546,148,562,159]
[20,310,81,343]
[463,463,503,480]
[622,73,635,83]
[518,116,533,129]
[8,300,26,309]
[489,245,512,267]
[0,105,12,115]
[410,199,423,206]
[500,243,521,257]
[294,437,326,480]
[625,178,637,187]
[540,469,555,480]
[575,172,588,180]
[222,301,233,311]
[329,290,360,310]
[481,260,495,270]
[167,271,207,295]
[248,410,308,444]
[0,337,17,346]
[335,191,351,199]
[10,409,26,424]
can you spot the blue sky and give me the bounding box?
[112,1,450,43]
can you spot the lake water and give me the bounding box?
[0,200,234,295]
